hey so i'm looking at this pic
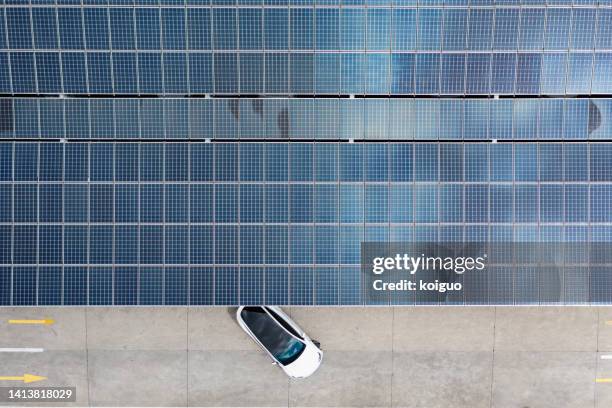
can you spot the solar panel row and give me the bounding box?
[4,6,612,52]
[3,6,612,96]
[3,142,612,182]
[2,98,611,140]
[1,264,611,306]
[5,52,612,95]
[2,0,612,5]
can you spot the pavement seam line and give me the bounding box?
[187,308,190,408]
[287,306,292,408]
[595,307,600,407]
[390,307,395,408]
[490,307,496,408]
[85,307,91,406]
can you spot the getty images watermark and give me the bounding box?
[361,242,612,305]
[370,252,487,293]
[361,242,490,303]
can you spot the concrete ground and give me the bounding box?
[0,307,611,407]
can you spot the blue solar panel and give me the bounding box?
[240,267,264,305]
[89,267,113,305]
[265,267,288,305]
[64,267,87,305]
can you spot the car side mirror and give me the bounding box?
[272,361,278,365]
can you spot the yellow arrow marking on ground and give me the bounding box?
[8,319,54,326]
[0,374,47,384]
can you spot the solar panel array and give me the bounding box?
[2,2,612,305]
[2,5,612,95]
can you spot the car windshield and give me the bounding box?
[240,307,306,365]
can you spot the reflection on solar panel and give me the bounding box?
[1,98,612,140]
[2,3,612,305]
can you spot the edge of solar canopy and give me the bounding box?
[3,138,612,143]
[3,93,612,99]
[0,305,609,307]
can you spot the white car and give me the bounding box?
[236,306,323,378]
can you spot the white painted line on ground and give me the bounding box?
[0,348,44,353]
[601,355,612,360]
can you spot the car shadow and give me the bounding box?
[226,307,238,323]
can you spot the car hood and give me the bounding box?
[282,343,322,378]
